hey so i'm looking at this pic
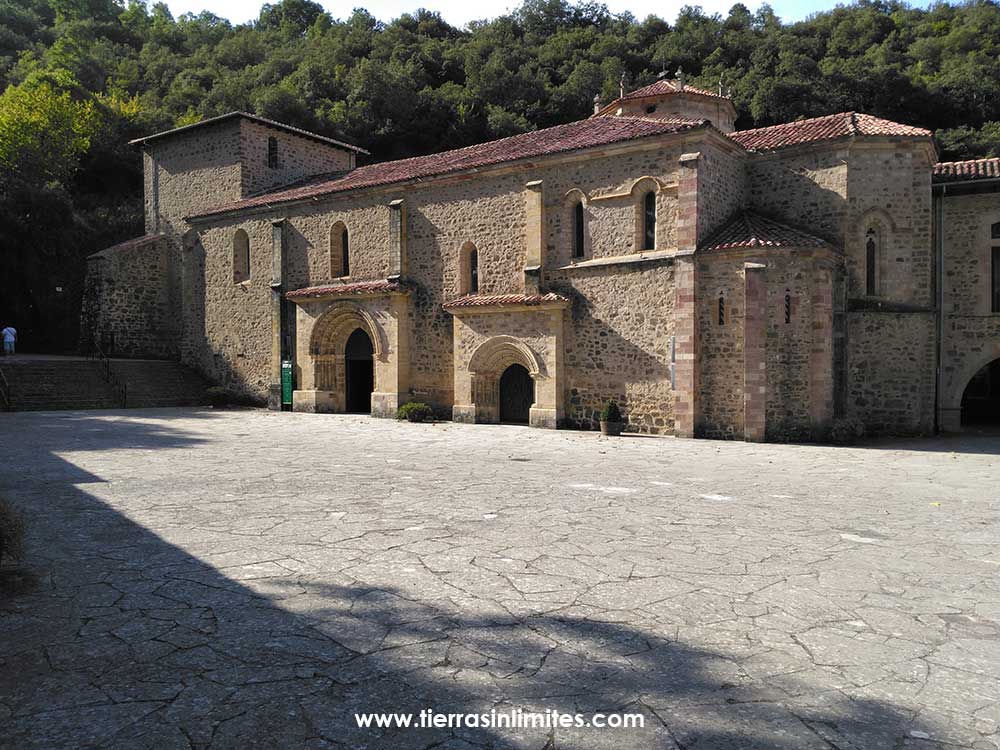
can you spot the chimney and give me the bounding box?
[675,66,686,91]
[619,72,626,99]
[593,93,602,115]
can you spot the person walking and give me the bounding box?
[1,324,16,355]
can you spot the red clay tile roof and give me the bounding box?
[443,292,569,309]
[285,279,409,300]
[89,234,164,258]
[130,111,368,154]
[621,78,728,101]
[189,116,707,219]
[933,157,1000,183]
[700,212,831,252]
[731,112,931,152]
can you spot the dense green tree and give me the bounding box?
[2,0,1000,351]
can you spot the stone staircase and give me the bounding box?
[0,357,210,412]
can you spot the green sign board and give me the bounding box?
[280,360,293,406]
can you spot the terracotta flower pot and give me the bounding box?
[600,420,623,436]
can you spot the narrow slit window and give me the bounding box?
[718,294,725,326]
[267,136,278,169]
[469,246,479,293]
[784,289,792,324]
[642,191,656,251]
[341,227,350,277]
[992,245,1000,314]
[233,229,250,284]
[865,228,877,295]
[572,202,585,259]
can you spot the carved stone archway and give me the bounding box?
[463,336,545,424]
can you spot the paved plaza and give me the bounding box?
[1,408,999,749]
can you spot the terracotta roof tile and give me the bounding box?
[731,112,931,152]
[621,78,728,101]
[700,212,830,252]
[443,292,569,309]
[286,279,409,299]
[933,157,1000,183]
[190,116,706,219]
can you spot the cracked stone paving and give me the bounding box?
[1,408,999,749]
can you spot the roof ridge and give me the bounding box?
[734,111,857,136]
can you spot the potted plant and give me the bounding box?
[599,399,624,436]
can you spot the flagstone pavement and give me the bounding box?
[1,408,999,749]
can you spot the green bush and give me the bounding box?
[397,402,434,422]
[0,498,25,564]
[600,399,623,423]
[829,417,866,445]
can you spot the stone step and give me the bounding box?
[0,358,212,411]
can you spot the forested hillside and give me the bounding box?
[1,0,999,351]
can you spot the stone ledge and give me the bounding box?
[555,248,677,271]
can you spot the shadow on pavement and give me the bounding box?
[0,411,948,749]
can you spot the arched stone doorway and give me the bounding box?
[499,363,533,424]
[345,328,374,413]
[961,358,1000,428]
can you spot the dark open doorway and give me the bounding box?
[961,358,1000,428]
[345,328,374,414]
[499,363,533,424]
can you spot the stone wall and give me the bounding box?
[79,236,179,359]
[845,310,936,435]
[239,120,354,197]
[548,261,676,433]
[845,142,934,305]
[938,191,1000,429]
[188,137,704,417]
[747,144,849,245]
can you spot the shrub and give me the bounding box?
[600,399,623,423]
[0,498,25,564]
[829,416,866,445]
[397,402,434,422]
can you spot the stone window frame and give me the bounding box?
[989,219,1000,314]
[329,221,350,280]
[232,229,250,285]
[630,177,663,252]
[458,240,480,296]
[858,209,895,299]
[563,188,590,262]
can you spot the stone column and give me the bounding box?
[388,199,407,280]
[268,219,285,410]
[809,265,835,434]
[743,262,767,442]
[524,180,544,295]
[672,151,703,438]
[673,250,698,437]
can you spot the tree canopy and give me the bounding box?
[1,0,999,351]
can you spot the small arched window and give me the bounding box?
[992,221,1000,239]
[459,241,479,295]
[233,229,250,284]
[718,293,726,326]
[865,227,878,296]
[642,191,656,251]
[330,223,349,278]
[784,289,792,324]
[572,201,585,259]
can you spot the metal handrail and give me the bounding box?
[0,367,9,411]
[89,337,127,407]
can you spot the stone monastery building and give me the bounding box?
[82,75,1000,439]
